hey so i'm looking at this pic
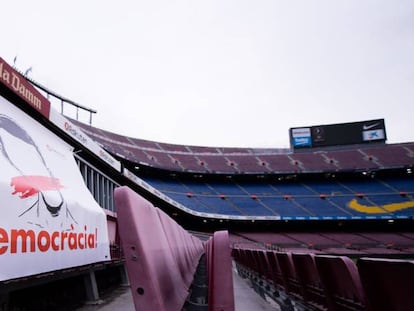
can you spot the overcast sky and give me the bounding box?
[1,0,414,148]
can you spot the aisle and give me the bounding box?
[76,286,134,311]
[76,264,280,311]
[232,264,280,311]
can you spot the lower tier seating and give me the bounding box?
[233,247,414,311]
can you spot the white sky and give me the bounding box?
[1,0,414,148]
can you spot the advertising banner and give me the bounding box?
[49,109,121,172]
[290,119,386,149]
[291,128,312,148]
[362,129,385,141]
[0,57,51,118]
[0,96,110,281]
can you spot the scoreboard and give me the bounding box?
[290,119,386,149]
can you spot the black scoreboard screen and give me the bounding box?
[290,119,386,149]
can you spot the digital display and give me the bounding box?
[290,119,386,149]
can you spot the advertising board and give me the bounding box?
[290,119,386,149]
[0,57,51,118]
[49,109,121,171]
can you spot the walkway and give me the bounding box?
[76,264,278,311]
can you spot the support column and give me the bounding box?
[119,264,130,287]
[0,292,9,310]
[83,270,101,304]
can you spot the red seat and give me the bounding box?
[292,253,327,310]
[115,186,197,311]
[206,231,235,311]
[156,208,203,288]
[315,255,367,311]
[275,252,303,299]
[358,257,414,311]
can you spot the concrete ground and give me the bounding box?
[232,265,281,311]
[76,264,279,311]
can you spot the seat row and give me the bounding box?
[114,186,235,311]
[232,248,414,311]
[71,119,414,174]
[206,231,235,311]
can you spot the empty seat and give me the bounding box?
[292,253,327,310]
[275,252,303,300]
[357,257,414,311]
[156,208,202,288]
[264,250,285,291]
[206,231,235,311]
[114,186,203,311]
[315,255,367,311]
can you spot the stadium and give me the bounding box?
[1,55,414,311]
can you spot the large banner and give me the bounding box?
[0,96,110,281]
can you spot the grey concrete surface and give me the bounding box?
[76,263,279,311]
[76,286,134,311]
[233,265,281,311]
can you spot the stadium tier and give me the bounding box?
[230,232,414,255]
[141,176,414,220]
[233,248,414,311]
[66,118,414,222]
[70,118,414,174]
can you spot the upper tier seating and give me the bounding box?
[363,144,414,168]
[70,119,414,174]
[290,152,335,172]
[326,149,377,171]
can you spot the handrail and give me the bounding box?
[16,68,97,124]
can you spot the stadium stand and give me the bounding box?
[140,175,414,220]
[69,119,414,175]
[249,153,300,173]
[233,245,414,310]
[363,144,414,168]
[289,152,335,172]
[2,55,414,310]
[224,154,272,173]
[173,153,208,172]
[324,149,377,171]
